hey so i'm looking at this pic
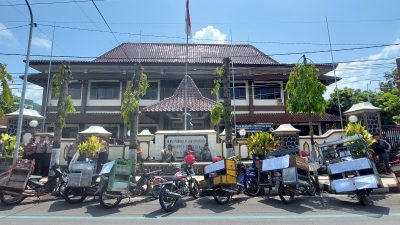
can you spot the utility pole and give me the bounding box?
[14,0,35,164]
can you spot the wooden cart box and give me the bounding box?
[204,159,237,187]
[0,160,34,192]
[289,155,309,171]
[261,155,309,172]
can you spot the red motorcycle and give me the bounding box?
[158,154,200,212]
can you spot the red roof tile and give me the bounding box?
[142,75,217,112]
[236,113,340,123]
[94,43,278,65]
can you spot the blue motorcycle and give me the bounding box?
[236,162,260,197]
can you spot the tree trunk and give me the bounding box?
[129,64,142,181]
[308,112,315,162]
[222,58,234,158]
[53,64,72,149]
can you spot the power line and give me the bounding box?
[0,24,30,31]
[0,0,104,7]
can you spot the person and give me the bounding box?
[200,143,212,161]
[184,145,194,157]
[97,136,109,174]
[372,134,391,174]
[136,141,143,163]
[45,136,54,174]
[66,138,79,166]
[35,136,47,176]
[161,144,175,162]
[0,135,4,157]
[23,137,36,160]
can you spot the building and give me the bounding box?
[27,43,340,140]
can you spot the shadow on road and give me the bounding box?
[258,194,391,218]
[194,196,250,213]
[0,196,59,212]
[48,198,97,212]
[143,198,189,218]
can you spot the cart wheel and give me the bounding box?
[212,187,231,205]
[188,178,201,199]
[278,184,294,204]
[99,184,123,209]
[0,191,25,205]
[306,176,317,196]
[64,187,87,204]
[245,177,260,197]
[159,185,178,212]
[356,190,372,206]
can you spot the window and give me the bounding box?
[219,83,246,100]
[90,82,120,100]
[51,82,82,100]
[254,83,281,100]
[142,82,158,100]
[47,126,79,139]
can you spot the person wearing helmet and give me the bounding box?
[183,153,196,176]
[212,156,222,163]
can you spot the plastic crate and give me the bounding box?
[107,159,132,192]
[213,174,236,186]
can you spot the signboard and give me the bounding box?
[165,135,207,158]
[235,123,273,133]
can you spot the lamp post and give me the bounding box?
[236,128,247,159]
[137,129,154,161]
[348,115,358,123]
[219,129,235,158]
[14,0,35,164]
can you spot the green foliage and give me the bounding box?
[121,72,148,126]
[326,87,369,118]
[344,122,374,154]
[210,103,224,125]
[371,88,400,125]
[0,64,14,118]
[285,64,327,116]
[246,132,279,156]
[78,135,102,158]
[380,68,399,92]
[1,133,17,158]
[211,80,221,97]
[65,95,76,114]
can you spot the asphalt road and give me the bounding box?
[0,193,399,225]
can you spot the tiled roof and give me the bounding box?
[45,113,155,124]
[94,43,278,65]
[142,75,217,112]
[236,113,341,123]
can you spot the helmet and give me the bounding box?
[212,156,222,163]
[184,154,196,165]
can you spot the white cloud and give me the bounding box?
[0,23,16,42]
[192,25,227,44]
[324,38,400,99]
[13,84,43,105]
[32,37,52,49]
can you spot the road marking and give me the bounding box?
[1,213,400,220]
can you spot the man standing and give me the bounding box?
[372,134,391,174]
[201,143,212,161]
[66,138,79,166]
[35,136,47,176]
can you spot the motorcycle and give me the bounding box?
[210,161,261,205]
[98,161,160,209]
[158,162,200,212]
[151,176,169,199]
[0,164,68,205]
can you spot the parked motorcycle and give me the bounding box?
[151,176,170,199]
[158,162,200,212]
[0,164,67,205]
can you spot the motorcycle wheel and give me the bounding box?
[306,176,317,196]
[159,185,178,212]
[356,189,372,206]
[64,187,87,204]
[99,184,123,209]
[245,177,260,197]
[212,186,231,205]
[188,178,201,199]
[278,184,295,204]
[0,191,25,205]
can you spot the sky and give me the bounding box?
[1,0,400,104]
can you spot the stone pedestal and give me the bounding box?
[272,124,300,149]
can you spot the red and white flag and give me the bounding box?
[185,0,192,38]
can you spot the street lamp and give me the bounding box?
[348,115,358,123]
[137,129,155,161]
[29,119,38,129]
[219,129,235,158]
[237,129,247,159]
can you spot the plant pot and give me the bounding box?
[0,158,13,173]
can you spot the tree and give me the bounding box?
[0,64,14,118]
[371,88,400,124]
[52,63,75,149]
[210,58,234,157]
[326,87,369,118]
[285,59,327,161]
[380,68,399,92]
[121,64,148,176]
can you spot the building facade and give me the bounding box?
[27,43,340,141]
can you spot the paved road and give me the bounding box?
[0,193,399,225]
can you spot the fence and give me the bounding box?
[382,125,400,160]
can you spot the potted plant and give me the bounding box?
[78,135,102,160]
[246,132,279,159]
[0,133,18,173]
[343,122,374,155]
